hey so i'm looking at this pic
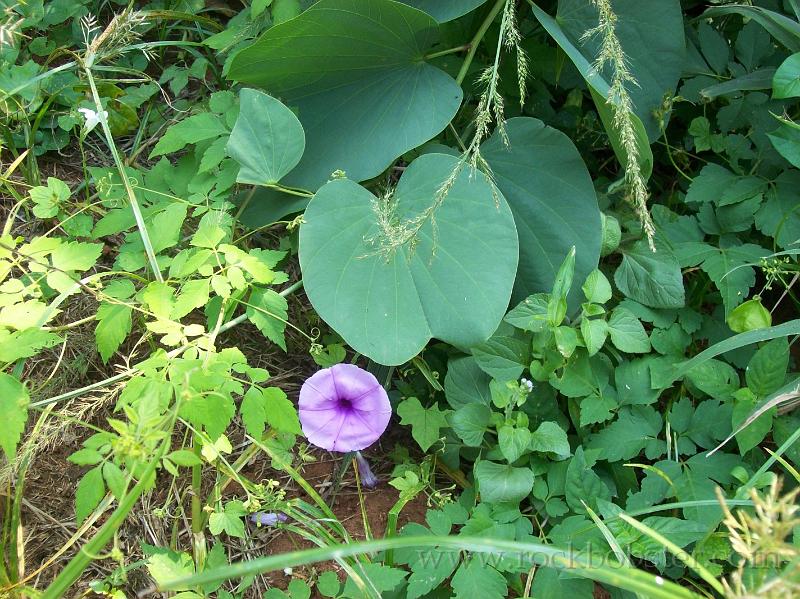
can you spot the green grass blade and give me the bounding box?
[160,535,703,599]
[618,514,725,595]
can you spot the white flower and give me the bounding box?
[78,107,108,133]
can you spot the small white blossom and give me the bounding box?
[78,107,108,133]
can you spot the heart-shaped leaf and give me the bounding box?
[299,153,519,365]
[229,0,463,190]
[481,118,601,310]
[227,88,305,186]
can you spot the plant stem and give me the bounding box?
[456,0,507,85]
[191,436,207,570]
[423,43,471,60]
[84,66,163,282]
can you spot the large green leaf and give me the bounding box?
[226,88,305,186]
[481,118,601,309]
[401,0,488,22]
[299,153,518,365]
[556,0,686,140]
[228,0,463,190]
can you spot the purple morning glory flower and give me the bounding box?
[299,364,391,452]
[250,512,288,526]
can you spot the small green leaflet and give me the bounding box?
[150,112,229,158]
[146,549,196,591]
[246,287,288,351]
[240,386,301,437]
[498,424,532,463]
[75,465,105,523]
[95,302,133,363]
[342,563,407,597]
[746,338,789,396]
[29,176,70,218]
[0,373,30,460]
[451,403,491,447]
[0,328,61,363]
[565,447,611,513]
[397,397,451,452]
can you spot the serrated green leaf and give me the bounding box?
[75,465,105,523]
[588,406,665,461]
[342,563,407,597]
[208,500,247,538]
[246,287,288,351]
[579,392,618,426]
[95,303,132,363]
[614,242,685,309]
[263,387,301,435]
[565,446,611,513]
[498,424,532,463]
[444,356,491,409]
[608,307,651,353]
[102,462,126,499]
[0,327,62,362]
[472,334,529,381]
[582,269,612,304]
[746,338,789,397]
[0,373,29,460]
[581,318,608,356]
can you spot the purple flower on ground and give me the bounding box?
[355,451,379,489]
[299,364,391,453]
[250,512,288,526]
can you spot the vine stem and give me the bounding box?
[456,0,507,85]
[29,279,305,408]
[84,66,163,282]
